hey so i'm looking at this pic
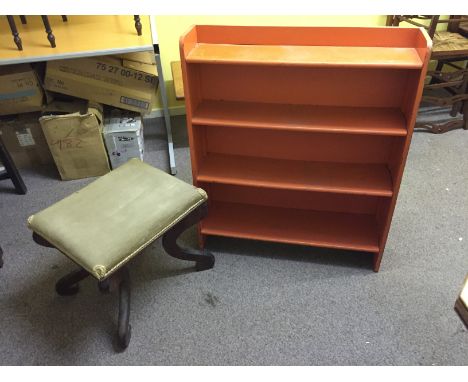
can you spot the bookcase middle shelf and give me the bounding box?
[196,153,393,197]
[192,100,408,136]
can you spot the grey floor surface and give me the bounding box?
[0,115,467,365]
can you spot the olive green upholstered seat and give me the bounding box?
[28,159,207,280]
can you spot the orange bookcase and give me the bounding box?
[180,25,431,271]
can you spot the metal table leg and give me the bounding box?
[154,51,177,175]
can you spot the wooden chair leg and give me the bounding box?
[0,137,27,195]
[427,15,440,40]
[452,70,468,117]
[6,16,22,50]
[20,16,27,24]
[429,61,445,85]
[134,15,142,36]
[61,16,68,22]
[385,15,395,26]
[162,202,215,271]
[41,16,56,48]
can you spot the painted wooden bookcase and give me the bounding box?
[180,25,431,271]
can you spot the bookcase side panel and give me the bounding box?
[180,28,204,183]
[373,42,431,271]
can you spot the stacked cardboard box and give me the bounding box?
[0,112,54,169]
[44,53,158,114]
[0,52,157,179]
[0,64,44,116]
[39,100,111,180]
[103,109,144,169]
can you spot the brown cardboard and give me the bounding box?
[0,64,44,116]
[119,51,158,76]
[44,55,159,114]
[42,98,88,115]
[122,59,158,77]
[0,112,54,169]
[119,51,156,66]
[39,101,110,180]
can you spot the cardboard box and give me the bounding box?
[0,64,44,116]
[44,55,158,114]
[103,109,144,169]
[0,112,54,169]
[119,51,155,65]
[118,52,158,77]
[39,101,111,180]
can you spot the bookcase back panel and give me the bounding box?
[202,125,397,164]
[197,64,414,108]
[194,25,426,50]
[203,183,381,215]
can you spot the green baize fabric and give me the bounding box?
[28,159,207,280]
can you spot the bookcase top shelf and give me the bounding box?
[181,25,431,70]
[187,43,423,69]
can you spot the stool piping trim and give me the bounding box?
[27,196,207,280]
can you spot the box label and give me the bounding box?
[16,128,35,147]
[120,96,149,110]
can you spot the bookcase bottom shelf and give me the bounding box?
[201,202,380,253]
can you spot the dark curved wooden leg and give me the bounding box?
[20,16,27,24]
[33,232,90,295]
[7,16,22,51]
[98,267,131,350]
[162,202,215,271]
[32,232,54,247]
[117,267,131,349]
[134,15,142,36]
[56,268,90,296]
[32,230,131,350]
[61,16,68,22]
[41,16,56,48]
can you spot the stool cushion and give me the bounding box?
[28,159,207,280]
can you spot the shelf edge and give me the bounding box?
[192,118,408,137]
[200,228,380,253]
[196,176,394,197]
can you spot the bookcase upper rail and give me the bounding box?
[181,25,432,67]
